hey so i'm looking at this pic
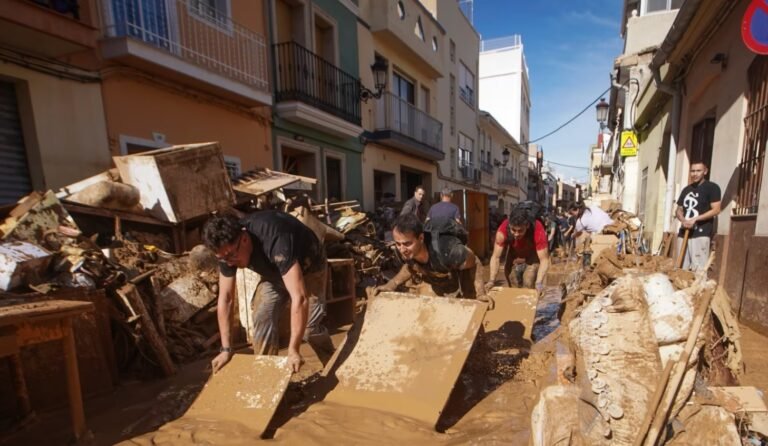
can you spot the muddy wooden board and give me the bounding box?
[182,354,290,433]
[483,287,538,341]
[326,292,486,427]
[119,353,292,444]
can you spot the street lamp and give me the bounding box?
[595,97,609,129]
[493,147,511,167]
[361,57,388,102]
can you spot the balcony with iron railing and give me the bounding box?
[498,168,518,187]
[273,41,362,132]
[100,0,270,106]
[459,161,480,182]
[480,160,493,174]
[367,92,444,161]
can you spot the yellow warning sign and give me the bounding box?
[620,130,638,157]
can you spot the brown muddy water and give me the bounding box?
[3,269,575,445]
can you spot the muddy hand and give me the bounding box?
[211,351,233,374]
[287,350,304,373]
[477,294,495,311]
[371,285,394,297]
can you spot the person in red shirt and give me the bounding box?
[486,206,551,292]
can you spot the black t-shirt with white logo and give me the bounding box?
[218,210,323,281]
[676,180,721,238]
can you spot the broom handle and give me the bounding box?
[675,228,690,269]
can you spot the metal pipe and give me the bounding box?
[663,88,681,232]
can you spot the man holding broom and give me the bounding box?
[675,161,721,272]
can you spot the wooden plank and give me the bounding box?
[15,319,66,346]
[62,318,87,440]
[483,287,538,341]
[643,286,714,446]
[327,292,487,427]
[127,355,292,442]
[0,300,93,328]
[9,353,31,416]
[117,284,176,376]
[0,331,18,357]
[149,276,168,340]
[63,202,176,227]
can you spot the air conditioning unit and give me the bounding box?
[460,164,472,179]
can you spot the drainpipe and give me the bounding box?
[654,70,681,233]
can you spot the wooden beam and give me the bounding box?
[117,284,176,376]
[62,318,87,440]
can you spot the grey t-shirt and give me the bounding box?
[427,201,461,222]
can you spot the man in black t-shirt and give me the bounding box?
[675,161,722,271]
[202,211,334,374]
[372,213,485,299]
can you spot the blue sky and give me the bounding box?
[472,0,624,182]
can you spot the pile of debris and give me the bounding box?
[289,200,401,292]
[531,249,764,445]
[0,190,221,378]
[1,142,405,383]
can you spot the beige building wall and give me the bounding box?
[623,10,677,55]
[478,113,527,214]
[357,4,444,210]
[672,0,753,237]
[588,144,605,197]
[422,0,480,189]
[635,105,670,249]
[0,63,110,190]
[362,143,437,206]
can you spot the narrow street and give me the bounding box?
[1,0,767,444]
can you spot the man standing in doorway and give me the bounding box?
[427,187,462,224]
[675,161,721,271]
[401,186,428,223]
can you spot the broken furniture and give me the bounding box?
[325,259,356,327]
[0,242,53,291]
[0,300,94,441]
[114,142,235,223]
[63,201,211,254]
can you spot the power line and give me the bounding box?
[523,85,614,145]
[545,160,590,170]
